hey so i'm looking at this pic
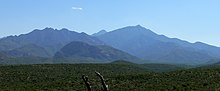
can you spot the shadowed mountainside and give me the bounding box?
[54,41,140,63]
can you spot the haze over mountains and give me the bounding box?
[0,28,104,56]
[0,25,220,65]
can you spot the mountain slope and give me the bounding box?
[0,28,104,57]
[6,44,50,57]
[54,41,139,62]
[96,25,219,64]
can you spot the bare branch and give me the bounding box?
[82,75,92,91]
[95,71,109,91]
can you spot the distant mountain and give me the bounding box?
[0,28,104,57]
[1,26,220,65]
[96,25,220,64]
[92,30,107,36]
[54,41,139,62]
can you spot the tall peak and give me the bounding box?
[122,25,147,30]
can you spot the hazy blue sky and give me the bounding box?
[0,0,220,46]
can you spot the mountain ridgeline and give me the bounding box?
[96,25,220,64]
[0,28,104,57]
[0,25,220,65]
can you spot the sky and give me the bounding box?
[0,0,220,47]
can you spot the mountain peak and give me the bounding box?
[29,28,79,35]
[60,28,70,31]
[194,41,204,44]
[135,24,142,27]
[120,25,151,32]
[102,25,157,38]
[99,29,107,33]
[38,27,72,32]
[44,27,55,31]
[92,30,107,36]
[127,25,145,28]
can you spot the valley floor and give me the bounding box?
[0,62,220,91]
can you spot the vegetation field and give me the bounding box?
[0,61,220,91]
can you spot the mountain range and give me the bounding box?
[0,25,220,65]
[96,25,220,64]
[0,28,104,57]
